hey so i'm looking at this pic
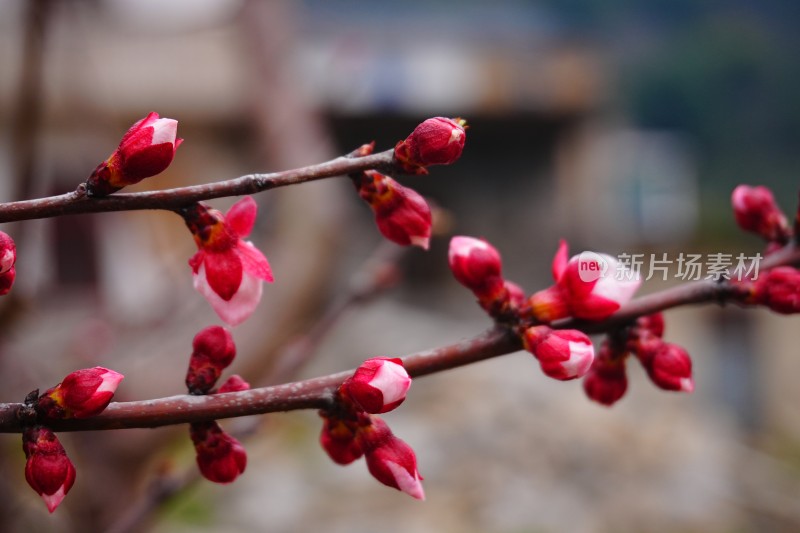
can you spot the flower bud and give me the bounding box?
[319,413,365,465]
[394,117,466,173]
[644,343,694,392]
[186,326,236,394]
[523,326,594,381]
[504,280,527,310]
[0,231,17,296]
[582,341,628,406]
[448,236,504,295]
[37,367,124,419]
[731,185,791,243]
[87,112,182,196]
[22,426,76,513]
[354,171,432,249]
[190,421,247,484]
[358,417,425,500]
[217,374,250,393]
[748,267,800,314]
[341,357,411,414]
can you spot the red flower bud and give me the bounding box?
[341,357,411,414]
[190,421,247,484]
[87,112,182,196]
[643,343,694,392]
[583,341,628,406]
[504,280,527,310]
[38,367,124,419]
[749,267,800,314]
[357,417,425,500]
[731,185,791,243]
[523,326,595,381]
[394,117,466,173]
[355,171,432,249]
[217,374,250,393]
[22,426,76,513]
[448,236,504,294]
[319,413,365,465]
[186,326,236,394]
[0,231,17,296]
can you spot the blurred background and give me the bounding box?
[0,0,799,531]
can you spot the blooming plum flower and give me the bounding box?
[529,240,641,322]
[394,117,466,174]
[87,112,182,196]
[523,325,595,381]
[22,426,76,513]
[190,421,247,484]
[38,367,124,419]
[184,197,273,326]
[354,170,432,249]
[341,357,411,414]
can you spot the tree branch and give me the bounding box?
[0,150,394,223]
[1,241,797,434]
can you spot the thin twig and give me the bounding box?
[0,150,395,223]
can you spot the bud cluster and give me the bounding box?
[183,197,273,327]
[23,367,124,512]
[319,357,423,500]
[731,185,791,245]
[581,313,694,406]
[184,326,248,484]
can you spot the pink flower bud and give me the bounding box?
[523,326,595,381]
[0,231,17,296]
[190,421,247,484]
[355,171,432,249]
[87,112,183,196]
[38,367,124,419]
[22,426,76,513]
[731,185,791,243]
[644,343,694,392]
[448,236,504,295]
[358,417,425,500]
[394,117,466,173]
[319,413,365,465]
[186,326,236,394]
[583,341,628,406]
[341,357,411,414]
[749,267,800,314]
[184,197,273,326]
[217,374,250,393]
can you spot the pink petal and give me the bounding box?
[226,197,258,238]
[237,241,273,282]
[204,251,243,301]
[150,118,178,145]
[552,239,568,281]
[194,266,264,326]
[386,461,425,500]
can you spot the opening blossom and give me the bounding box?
[340,357,411,414]
[529,240,641,322]
[23,426,76,513]
[0,231,16,296]
[183,196,273,327]
[87,112,182,196]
